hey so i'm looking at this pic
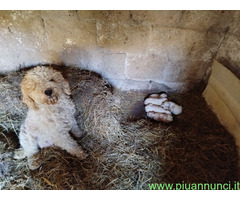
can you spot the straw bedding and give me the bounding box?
[0,65,239,190]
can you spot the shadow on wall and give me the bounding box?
[59,46,200,93]
[60,46,102,72]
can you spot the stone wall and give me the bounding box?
[216,11,240,80]
[0,10,236,92]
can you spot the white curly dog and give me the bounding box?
[14,66,88,170]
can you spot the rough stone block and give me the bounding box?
[76,10,99,20]
[164,81,197,92]
[130,10,183,27]
[110,78,196,92]
[0,11,45,47]
[101,53,126,79]
[0,11,50,72]
[227,11,240,38]
[109,79,172,92]
[96,21,151,53]
[130,11,233,33]
[150,27,202,60]
[216,35,240,79]
[125,53,167,81]
[42,11,97,51]
[77,10,131,22]
[150,27,222,61]
[163,59,211,82]
[215,11,240,80]
[179,10,234,33]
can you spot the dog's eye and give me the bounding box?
[50,78,55,82]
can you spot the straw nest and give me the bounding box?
[0,65,239,190]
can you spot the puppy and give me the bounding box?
[14,66,87,170]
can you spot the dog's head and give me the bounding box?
[21,66,71,110]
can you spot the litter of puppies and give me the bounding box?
[144,92,182,123]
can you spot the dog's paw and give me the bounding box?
[71,129,84,138]
[28,154,42,170]
[13,148,26,160]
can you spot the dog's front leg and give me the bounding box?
[70,119,83,138]
[54,134,88,159]
[14,124,42,170]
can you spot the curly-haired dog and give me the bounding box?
[14,66,88,170]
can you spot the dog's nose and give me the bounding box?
[44,88,53,96]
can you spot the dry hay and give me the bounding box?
[0,65,239,190]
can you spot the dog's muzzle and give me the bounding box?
[45,88,53,97]
[45,88,58,104]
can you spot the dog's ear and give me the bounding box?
[62,79,71,96]
[22,94,39,110]
[21,78,39,110]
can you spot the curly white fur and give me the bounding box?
[144,92,182,123]
[14,66,87,170]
